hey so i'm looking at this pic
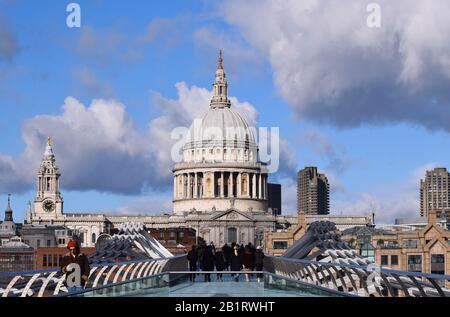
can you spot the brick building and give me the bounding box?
[35,247,96,270]
[264,211,373,256]
[148,227,200,254]
[341,211,450,286]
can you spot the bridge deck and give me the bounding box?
[71,272,346,297]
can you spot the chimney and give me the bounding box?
[298,209,306,228]
[428,210,437,224]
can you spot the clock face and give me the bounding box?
[42,200,55,212]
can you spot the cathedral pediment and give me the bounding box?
[211,209,253,221]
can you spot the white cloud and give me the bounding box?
[331,163,439,224]
[0,154,28,192]
[220,0,450,132]
[0,82,261,198]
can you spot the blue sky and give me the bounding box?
[1,0,450,224]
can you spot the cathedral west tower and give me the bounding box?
[33,137,64,220]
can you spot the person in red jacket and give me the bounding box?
[61,240,91,290]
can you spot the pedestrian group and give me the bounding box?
[187,241,265,282]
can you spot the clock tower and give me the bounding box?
[33,137,64,220]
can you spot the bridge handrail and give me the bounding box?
[0,255,188,297]
[0,254,186,278]
[265,255,450,297]
[269,256,450,280]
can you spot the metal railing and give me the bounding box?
[0,255,187,298]
[264,256,450,297]
[3,255,449,297]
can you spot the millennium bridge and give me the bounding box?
[1,221,449,297]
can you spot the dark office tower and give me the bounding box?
[297,167,330,215]
[420,168,450,217]
[268,183,282,215]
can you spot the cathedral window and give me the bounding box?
[228,227,237,244]
[46,177,51,191]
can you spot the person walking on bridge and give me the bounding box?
[222,243,232,270]
[187,245,198,282]
[214,249,226,281]
[230,244,241,282]
[61,240,90,291]
[202,245,214,282]
[254,246,265,283]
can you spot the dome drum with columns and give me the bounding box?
[173,50,269,215]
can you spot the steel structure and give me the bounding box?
[264,256,450,297]
[88,222,173,263]
[269,221,450,297]
[0,222,182,297]
[0,255,187,297]
[1,220,449,297]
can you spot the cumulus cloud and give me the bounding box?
[17,97,153,194]
[0,82,262,196]
[0,154,28,193]
[221,0,450,132]
[331,163,439,223]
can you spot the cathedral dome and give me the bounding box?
[182,50,257,163]
[173,50,269,216]
[185,106,256,150]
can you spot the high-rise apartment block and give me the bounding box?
[297,167,329,215]
[420,168,450,217]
